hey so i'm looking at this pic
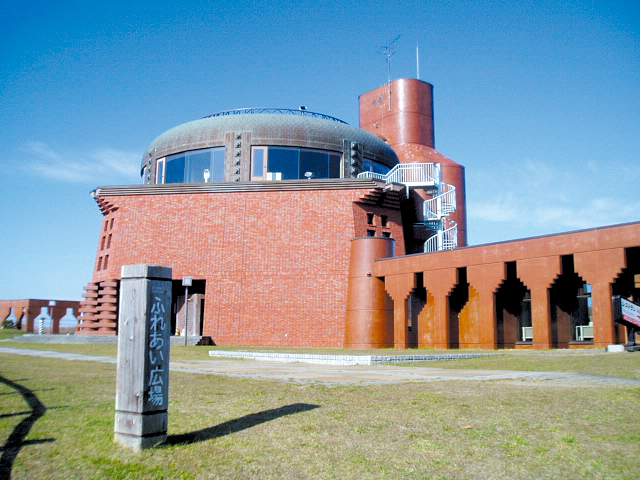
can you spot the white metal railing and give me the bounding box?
[358,162,440,186]
[424,219,458,253]
[358,162,458,253]
[387,163,439,185]
[357,171,387,181]
[424,182,457,220]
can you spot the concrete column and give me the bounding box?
[421,269,457,349]
[51,309,60,334]
[574,248,626,347]
[517,256,562,350]
[465,263,505,349]
[114,264,172,450]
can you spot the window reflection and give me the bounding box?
[253,146,343,180]
[253,148,265,178]
[300,151,327,179]
[159,145,393,184]
[187,151,210,182]
[165,156,185,183]
[162,147,225,184]
[363,159,391,175]
[268,148,299,180]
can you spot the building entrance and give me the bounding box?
[171,279,206,336]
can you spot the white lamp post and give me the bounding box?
[182,277,193,346]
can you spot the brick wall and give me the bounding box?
[85,185,405,347]
[0,299,80,333]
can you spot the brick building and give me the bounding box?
[1,299,80,333]
[78,78,640,349]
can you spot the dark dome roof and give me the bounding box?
[142,111,398,172]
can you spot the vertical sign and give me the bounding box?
[114,264,172,450]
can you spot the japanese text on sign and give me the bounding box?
[148,296,166,406]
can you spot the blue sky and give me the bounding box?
[1,0,639,301]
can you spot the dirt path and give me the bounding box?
[2,347,639,387]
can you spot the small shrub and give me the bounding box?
[2,318,16,329]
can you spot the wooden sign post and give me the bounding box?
[114,265,172,450]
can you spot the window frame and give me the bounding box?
[156,158,166,184]
[251,146,343,181]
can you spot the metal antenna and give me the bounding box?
[378,35,401,84]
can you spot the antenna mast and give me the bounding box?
[378,35,401,84]
[378,35,401,112]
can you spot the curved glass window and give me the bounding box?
[160,147,225,184]
[252,146,341,180]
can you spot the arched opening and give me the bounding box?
[550,256,592,348]
[496,262,532,348]
[406,273,426,348]
[448,267,468,349]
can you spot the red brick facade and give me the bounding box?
[369,222,640,349]
[80,182,405,346]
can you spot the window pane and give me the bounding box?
[364,159,391,175]
[165,156,185,183]
[329,154,341,178]
[300,150,327,179]
[268,148,298,180]
[253,149,264,178]
[187,151,211,183]
[210,148,225,182]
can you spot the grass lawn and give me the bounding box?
[2,332,639,378]
[427,351,640,379]
[1,342,639,479]
[0,329,28,341]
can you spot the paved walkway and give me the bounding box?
[2,347,639,387]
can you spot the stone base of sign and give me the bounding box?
[114,411,168,450]
[115,410,168,436]
[114,432,167,450]
[606,344,625,352]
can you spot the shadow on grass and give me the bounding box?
[164,403,320,446]
[0,375,55,478]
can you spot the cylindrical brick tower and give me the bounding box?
[345,237,395,349]
[359,78,467,247]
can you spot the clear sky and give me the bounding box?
[1,0,639,301]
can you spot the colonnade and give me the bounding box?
[347,223,640,350]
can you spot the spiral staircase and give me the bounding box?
[358,163,458,253]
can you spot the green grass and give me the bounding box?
[3,340,640,378]
[1,349,639,479]
[424,350,640,379]
[0,329,27,340]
